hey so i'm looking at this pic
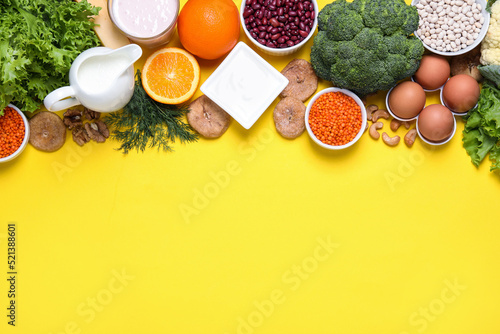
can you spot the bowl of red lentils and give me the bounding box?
[305,87,367,150]
[240,0,318,56]
[0,104,29,163]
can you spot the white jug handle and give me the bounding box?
[44,86,80,112]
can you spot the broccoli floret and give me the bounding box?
[309,0,424,97]
[325,6,364,41]
[317,0,351,31]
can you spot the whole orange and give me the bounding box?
[178,0,240,60]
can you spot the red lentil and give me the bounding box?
[0,106,26,158]
[308,92,363,146]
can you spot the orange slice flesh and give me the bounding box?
[142,47,200,105]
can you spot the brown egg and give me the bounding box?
[442,74,480,113]
[417,104,455,142]
[388,81,426,119]
[413,55,450,90]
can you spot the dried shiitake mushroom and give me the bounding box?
[450,46,483,82]
[273,96,306,139]
[187,95,231,138]
[280,59,318,102]
[29,111,66,152]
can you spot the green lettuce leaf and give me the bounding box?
[0,0,101,115]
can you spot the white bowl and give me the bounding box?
[0,104,30,163]
[305,87,367,150]
[439,83,477,116]
[200,42,289,129]
[240,0,318,56]
[416,109,457,146]
[411,0,490,56]
[385,84,421,122]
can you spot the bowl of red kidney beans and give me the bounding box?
[240,0,318,56]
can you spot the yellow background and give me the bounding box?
[1,0,500,333]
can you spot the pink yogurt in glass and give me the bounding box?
[109,0,179,48]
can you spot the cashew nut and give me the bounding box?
[382,132,400,146]
[402,121,412,129]
[390,119,402,132]
[364,122,369,133]
[372,109,390,122]
[369,122,383,140]
[366,104,378,121]
[404,128,417,147]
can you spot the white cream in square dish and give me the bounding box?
[200,42,289,130]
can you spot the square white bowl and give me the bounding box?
[200,42,289,130]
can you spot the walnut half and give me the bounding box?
[85,121,109,143]
[72,125,90,146]
[63,109,83,130]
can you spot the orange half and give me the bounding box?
[142,47,200,104]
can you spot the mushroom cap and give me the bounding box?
[273,96,306,139]
[28,111,66,152]
[187,95,231,138]
[280,59,318,102]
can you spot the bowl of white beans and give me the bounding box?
[411,0,490,56]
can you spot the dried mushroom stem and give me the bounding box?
[372,109,390,122]
[382,132,400,146]
[404,128,418,147]
[369,122,383,140]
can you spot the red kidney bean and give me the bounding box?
[299,30,308,38]
[244,0,314,49]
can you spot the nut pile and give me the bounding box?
[243,0,315,49]
[415,0,484,53]
[366,104,417,147]
[63,108,109,146]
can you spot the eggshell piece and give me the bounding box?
[388,81,426,119]
[413,55,450,90]
[442,74,480,113]
[417,104,455,142]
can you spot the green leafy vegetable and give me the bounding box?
[462,81,500,171]
[310,0,424,97]
[106,71,199,154]
[0,0,101,115]
[478,65,500,87]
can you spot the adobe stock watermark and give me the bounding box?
[399,278,467,334]
[52,142,96,182]
[384,144,439,192]
[47,268,134,334]
[224,236,340,334]
[179,127,275,224]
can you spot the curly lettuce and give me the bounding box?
[462,81,500,171]
[0,0,101,115]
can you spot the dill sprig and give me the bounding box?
[106,70,198,154]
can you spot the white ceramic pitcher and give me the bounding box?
[44,44,142,113]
